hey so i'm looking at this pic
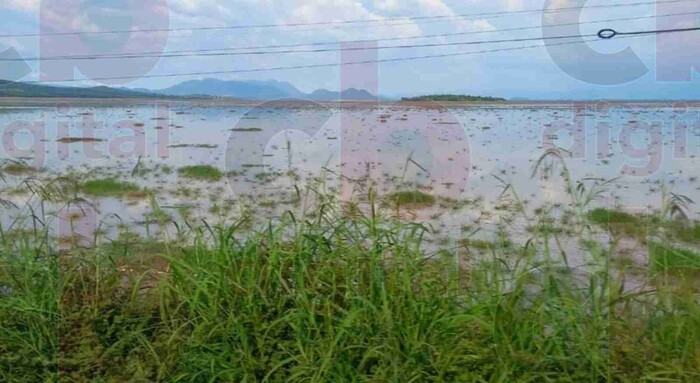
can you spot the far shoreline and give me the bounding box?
[1,96,699,109]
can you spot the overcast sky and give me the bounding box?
[0,0,699,99]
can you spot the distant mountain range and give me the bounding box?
[4,78,700,102]
[0,78,382,101]
[158,79,303,99]
[0,80,155,98]
[157,78,380,101]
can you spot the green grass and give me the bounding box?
[588,208,652,240]
[672,222,700,244]
[589,208,700,245]
[649,241,700,273]
[588,208,640,224]
[81,178,141,197]
[459,237,513,251]
[178,165,223,181]
[1,196,699,382]
[386,190,436,207]
[2,158,700,383]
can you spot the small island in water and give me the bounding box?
[401,94,506,102]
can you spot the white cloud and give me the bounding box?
[375,0,450,15]
[287,1,375,23]
[274,1,421,40]
[0,0,39,12]
[502,0,524,11]
[170,0,235,19]
[374,0,494,32]
[414,0,452,16]
[374,0,399,11]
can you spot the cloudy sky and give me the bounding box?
[0,0,698,99]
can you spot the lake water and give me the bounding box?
[1,100,699,251]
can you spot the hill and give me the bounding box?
[0,79,383,101]
[308,88,378,101]
[0,80,156,98]
[158,79,304,100]
[159,79,381,101]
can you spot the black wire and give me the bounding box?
[4,10,698,61]
[598,26,700,39]
[0,0,692,38]
[2,33,601,62]
[22,35,645,84]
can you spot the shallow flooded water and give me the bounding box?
[1,100,699,252]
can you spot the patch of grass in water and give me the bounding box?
[648,241,700,273]
[528,221,564,236]
[253,171,282,183]
[168,144,218,149]
[82,179,141,197]
[230,127,262,132]
[670,221,700,245]
[588,208,651,240]
[56,137,105,143]
[124,190,150,200]
[386,190,436,207]
[459,237,513,251]
[589,208,640,224]
[179,165,223,181]
[590,209,700,245]
[1,162,36,176]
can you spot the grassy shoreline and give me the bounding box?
[1,150,699,381]
[1,194,699,382]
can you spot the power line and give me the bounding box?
[598,25,700,38]
[21,34,647,84]
[5,10,698,61]
[135,10,700,51]
[1,34,602,61]
[0,0,692,38]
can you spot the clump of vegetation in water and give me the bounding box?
[1,161,36,176]
[230,127,263,132]
[588,208,641,225]
[81,178,141,197]
[670,221,700,245]
[56,137,105,143]
[589,207,700,245]
[178,165,223,181]
[649,241,700,274]
[459,237,513,251]
[587,208,652,241]
[168,144,218,149]
[401,94,506,102]
[386,190,436,207]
